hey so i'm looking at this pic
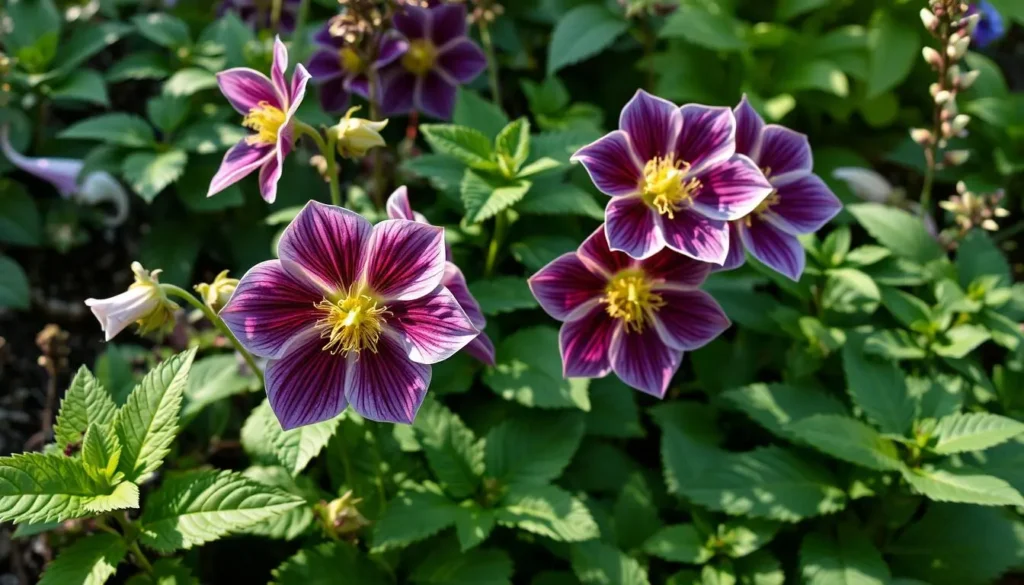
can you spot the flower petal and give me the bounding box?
[85,287,158,342]
[313,24,341,48]
[717,221,746,272]
[528,252,606,321]
[464,333,496,366]
[733,95,765,159]
[577,225,634,277]
[571,130,643,197]
[216,68,280,115]
[738,219,806,281]
[362,219,446,301]
[690,155,773,221]
[345,332,430,424]
[394,4,429,39]
[258,147,284,204]
[431,3,468,44]
[220,260,322,359]
[379,67,417,116]
[605,196,666,260]
[265,330,349,430]
[609,325,681,398]
[278,201,372,295]
[308,50,343,80]
[619,89,682,163]
[208,141,273,197]
[759,125,812,182]
[271,36,289,104]
[640,248,713,287]
[386,186,415,221]
[675,104,735,172]
[436,38,486,84]
[390,286,478,364]
[416,71,457,120]
[319,79,351,114]
[442,262,485,329]
[767,173,843,234]
[650,288,730,351]
[377,30,409,67]
[560,300,616,379]
[661,210,729,264]
[287,64,311,118]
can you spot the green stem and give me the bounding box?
[128,541,155,575]
[111,514,154,575]
[291,0,311,57]
[477,19,501,106]
[368,68,386,209]
[270,0,283,31]
[295,121,342,206]
[162,285,265,386]
[484,210,509,277]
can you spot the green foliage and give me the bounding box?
[547,5,628,75]
[0,453,132,523]
[484,326,591,410]
[495,483,600,542]
[241,399,340,476]
[272,542,388,585]
[800,525,890,585]
[38,533,127,585]
[54,367,118,451]
[413,398,484,499]
[372,487,461,552]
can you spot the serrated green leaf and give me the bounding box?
[240,399,340,476]
[879,288,932,329]
[60,114,156,148]
[571,540,651,585]
[932,413,1024,454]
[403,154,467,194]
[272,541,390,585]
[586,377,644,439]
[461,171,531,223]
[651,403,724,495]
[902,465,1024,506]
[114,349,196,481]
[82,481,140,515]
[495,118,530,176]
[453,88,510,139]
[55,366,118,451]
[132,13,191,48]
[468,276,539,315]
[0,453,127,523]
[847,203,944,265]
[139,469,304,552]
[863,330,927,361]
[842,338,915,435]
[454,502,497,551]
[162,68,218,97]
[240,466,316,541]
[497,483,599,542]
[721,519,780,559]
[421,124,495,168]
[517,157,563,178]
[932,325,991,359]
[800,525,890,585]
[721,383,847,439]
[957,229,1011,288]
[643,524,712,564]
[38,532,127,585]
[413,398,484,499]
[372,487,460,551]
[82,424,122,483]
[612,472,661,552]
[50,69,109,106]
[485,411,584,486]
[789,415,904,471]
[821,268,880,314]
[659,4,745,51]
[411,540,512,585]
[516,180,604,219]
[548,5,628,74]
[483,326,590,410]
[122,149,188,203]
[181,355,252,420]
[106,52,171,82]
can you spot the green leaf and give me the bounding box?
[50,70,109,106]
[126,558,196,585]
[957,230,1011,288]
[162,68,219,97]
[122,150,188,203]
[721,519,780,559]
[682,446,847,522]
[788,415,904,471]
[880,288,932,329]
[511,235,577,272]
[139,469,304,552]
[132,13,191,48]
[461,171,531,223]
[495,118,531,176]
[174,123,247,155]
[421,124,495,168]
[532,128,603,163]
[777,60,849,97]
[721,383,847,440]
[454,502,497,552]
[403,154,466,194]
[902,465,1024,506]
[240,466,316,541]
[240,399,340,476]
[181,355,252,420]
[516,180,604,219]
[272,541,389,585]
[931,413,1024,455]
[572,541,650,585]
[114,349,196,481]
[483,326,591,410]
[411,541,512,585]
[5,0,61,53]
[863,330,927,361]
[847,203,944,265]
[82,424,122,483]
[547,5,628,75]
[586,377,644,439]
[54,366,118,451]
[453,88,510,140]
[643,525,713,564]
[497,483,600,542]
[138,221,200,287]
[517,157,564,178]
[468,276,539,315]
[612,473,661,551]
[842,338,915,435]
[932,325,991,359]
[60,113,156,148]
[372,488,460,551]
[660,4,745,51]
[0,453,124,523]
[801,525,890,585]
[776,0,830,21]
[147,95,190,134]
[651,403,723,495]
[0,181,42,246]
[866,12,920,98]
[106,52,171,82]
[485,411,584,486]
[38,532,127,585]
[0,256,30,309]
[413,399,484,499]
[51,22,131,74]
[821,268,880,314]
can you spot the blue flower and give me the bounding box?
[969,1,1006,48]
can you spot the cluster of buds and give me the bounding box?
[194,270,239,313]
[940,181,1009,235]
[466,0,504,24]
[617,0,678,18]
[332,0,390,45]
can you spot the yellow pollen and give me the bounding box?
[744,190,781,227]
[402,39,437,76]
[339,47,363,73]
[641,154,702,219]
[313,286,390,356]
[602,270,665,334]
[242,101,286,146]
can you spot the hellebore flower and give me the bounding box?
[529,225,729,397]
[386,186,496,365]
[378,2,488,120]
[572,90,773,262]
[85,262,179,341]
[1,125,129,227]
[328,107,388,158]
[219,0,301,32]
[209,37,310,204]
[720,97,842,280]
[968,1,1006,48]
[307,23,408,113]
[219,202,478,429]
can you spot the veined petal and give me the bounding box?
[571,130,643,197]
[560,300,615,379]
[577,225,635,278]
[362,220,446,302]
[319,79,351,114]
[436,38,486,84]
[528,252,606,321]
[308,49,343,81]
[85,287,158,342]
[661,210,729,265]
[718,221,747,272]
[208,141,273,197]
[605,196,666,260]
[377,30,409,67]
[442,263,485,329]
[216,68,280,115]
[767,173,843,234]
[676,104,736,172]
[738,219,806,281]
[379,67,417,117]
[416,71,457,120]
[345,332,430,424]
[619,89,682,162]
[690,155,773,221]
[287,64,311,119]
[278,201,372,295]
[386,186,415,221]
[464,333,496,366]
[650,288,730,351]
[758,125,812,182]
[431,3,468,44]
[640,248,712,288]
[265,330,349,430]
[271,36,289,105]
[609,325,681,398]
[394,4,429,39]
[219,260,322,359]
[258,147,284,204]
[390,286,478,364]
[733,95,765,160]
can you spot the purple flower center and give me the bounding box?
[313,286,391,355]
[401,39,437,76]
[640,154,702,219]
[243,101,286,146]
[602,269,665,333]
[339,47,364,73]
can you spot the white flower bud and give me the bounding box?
[920,8,938,30]
[328,107,388,158]
[85,262,178,341]
[922,46,943,69]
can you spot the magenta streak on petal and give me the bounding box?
[619,89,682,163]
[605,195,667,260]
[389,286,478,365]
[208,141,274,197]
[660,210,729,265]
[577,225,636,278]
[559,300,616,379]
[571,130,644,198]
[361,219,445,302]
[689,154,774,221]
[528,252,606,322]
[277,201,373,295]
[716,221,747,272]
[270,36,290,107]
[765,173,843,235]
[345,331,431,424]
[443,263,484,329]
[265,329,349,430]
[733,95,765,161]
[675,104,736,174]
[609,324,682,398]
[216,68,282,115]
[757,125,812,183]
[738,218,807,281]
[640,247,713,288]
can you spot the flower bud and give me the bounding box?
[962,13,981,35]
[328,106,388,158]
[195,270,239,313]
[910,128,934,146]
[934,89,952,105]
[922,46,943,69]
[947,35,970,60]
[958,69,980,90]
[920,8,938,30]
[316,491,370,539]
[950,114,970,134]
[85,262,178,341]
[944,150,970,166]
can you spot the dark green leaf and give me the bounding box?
[548,5,628,74]
[468,276,539,315]
[61,114,156,148]
[483,326,591,410]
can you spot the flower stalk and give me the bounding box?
[295,121,343,206]
[484,210,509,277]
[477,18,501,106]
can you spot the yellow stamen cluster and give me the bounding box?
[242,101,286,146]
[402,39,437,76]
[339,47,364,73]
[313,287,390,356]
[602,270,665,334]
[641,154,702,219]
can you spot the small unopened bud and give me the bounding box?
[920,8,938,30]
[910,128,934,146]
[956,181,969,195]
[934,90,952,104]
[922,46,943,69]
[929,82,942,97]
[950,114,970,134]
[85,262,179,341]
[947,36,970,60]
[194,270,239,313]
[962,13,981,35]
[944,150,970,166]
[958,69,980,90]
[328,106,388,158]
[317,491,370,539]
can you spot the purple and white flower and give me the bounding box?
[529,225,730,397]
[720,97,842,280]
[307,23,408,113]
[208,37,310,204]
[386,187,496,366]
[377,2,487,120]
[572,90,773,263]
[219,201,478,429]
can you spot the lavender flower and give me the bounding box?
[968,1,1006,48]
[307,23,408,113]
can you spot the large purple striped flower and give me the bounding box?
[307,23,408,113]
[220,202,478,429]
[529,225,730,397]
[377,2,487,120]
[572,90,773,263]
[208,37,310,204]
[386,187,496,366]
[720,97,842,280]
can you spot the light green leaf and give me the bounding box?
[132,13,191,48]
[517,157,563,178]
[932,413,1024,455]
[777,0,830,21]
[721,383,847,440]
[510,235,577,271]
[801,525,890,585]
[174,122,247,154]
[461,171,531,223]
[410,542,512,585]
[902,465,1024,506]
[548,5,628,75]
[721,519,780,559]
[643,525,712,564]
[932,325,991,359]
[421,124,495,168]
[272,541,389,585]
[879,288,932,329]
[495,118,531,176]
[106,52,171,82]
[531,128,603,163]
[240,466,316,541]
[114,349,196,481]
[50,70,109,106]
[497,483,600,542]
[485,411,584,486]
[55,366,118,452]
[453,88,509,140]
[38,532,126,585]
[650,403,723,495]
[82,424,122,483]
[403,154,467,194]
[240,399,340,477]
[612,473,661,551]
[146,95,190,134]
[468,276,539,315]
[139,469,304,552]
[866,12,920,98]
[660,4,745,51]
[822,268,880,314]
[454,502,497,552]
[572,541,650,585]
[0,453,118,523]
[413,398,484,499]
[847,203,945,265]
[51,22,131,74]
[789,415,904,471]
[125,558,196,585]
[842,338,915,435]
[82,481,140,515]
[586,377,644,439]
[162,68,218,97]
[60,113,155,148]
[0,182,42,246]
[777,60,849,97]
[516,180,604,219]
[122,149,188,203]
[372,488,460,551]
[957,229,1011,288]
[181,355,252,420]
[863,330,927,361]
[0,256,30,310]
[483,326,591,410]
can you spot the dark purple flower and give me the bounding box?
[307,24,408,113]
[529,225,729,397]
[968,1,1006,48]
[220,202,478,428]
[386,187,496,365]
[377,2,487,120]
[572,90,774,263]
[719,97,842,281]
[219,0,301,32]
